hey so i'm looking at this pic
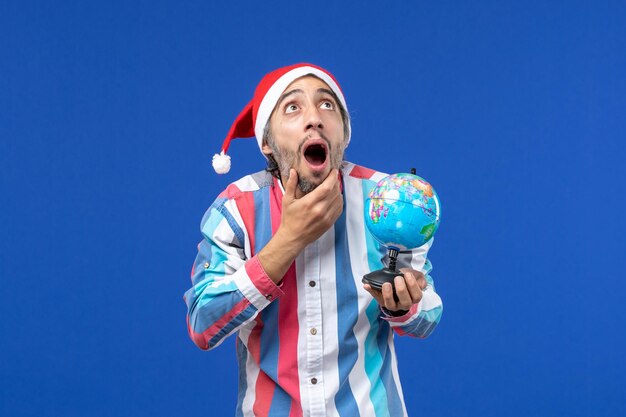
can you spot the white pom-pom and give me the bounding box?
[212,152,231,174]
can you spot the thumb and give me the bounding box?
[284,169,298,201]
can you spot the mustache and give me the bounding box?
[296,131,332,155]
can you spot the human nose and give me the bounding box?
[304,105,323,131]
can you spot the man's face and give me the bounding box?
[262,75,346,195]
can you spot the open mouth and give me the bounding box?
[303,142,328,167]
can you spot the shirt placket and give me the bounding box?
[303,240,325,417]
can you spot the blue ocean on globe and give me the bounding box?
[365,173,441,251]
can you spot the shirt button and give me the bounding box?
[311,378,317,385]
[309,281,316,287]
[310,328,317,335]
[203,262,210,269]
[266,294,273,301]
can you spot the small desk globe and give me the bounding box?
[362,172,441,292]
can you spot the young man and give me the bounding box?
[185,63,443,417]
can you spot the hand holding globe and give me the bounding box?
[363,172,441,295]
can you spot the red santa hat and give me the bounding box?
[212,63,351,174]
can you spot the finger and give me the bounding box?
[302,169,341,204]
[331,168,342,190]
[324,207,341,227]
[327,192,344,220]
[325,168,339,185]
[403,273,423,304]
[317,169,340,196]
[315,197,341,226]
[394,275,413,309]
[284,169,298,201]
[363,284,384,304]
[334,201,344,218]
[381,282,397,310]
[401,268,427,290]
[417,274,428,290]
[319,183,341,207]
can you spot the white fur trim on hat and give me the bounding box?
[253,66,350,149]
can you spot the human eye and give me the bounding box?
[320,100,335,110]
[285,103,299,114]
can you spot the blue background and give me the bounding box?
[2,1,625,416]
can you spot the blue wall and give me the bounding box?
[1,1,625,416]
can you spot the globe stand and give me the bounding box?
[362,246,402,300]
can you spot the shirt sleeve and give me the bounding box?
[183,197,284,350]
[380,238,444,339]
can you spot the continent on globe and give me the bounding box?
[365,173,441,251]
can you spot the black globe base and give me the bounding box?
[362,268,400,291]
[362,247,401,301]
[362,268,402,302]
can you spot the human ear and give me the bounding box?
[261,142,273,156]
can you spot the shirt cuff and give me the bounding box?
[234,255,284,310]
[380,302,420,323]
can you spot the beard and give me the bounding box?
[269,134,345,195]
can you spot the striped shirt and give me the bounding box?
[184,162,443,417]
